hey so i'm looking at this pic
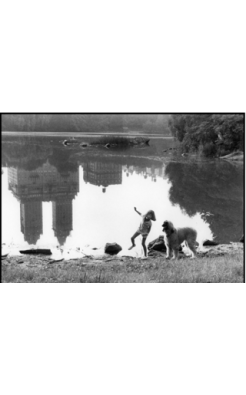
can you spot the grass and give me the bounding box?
[1,251,244,283]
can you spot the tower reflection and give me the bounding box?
[7,160,79,246]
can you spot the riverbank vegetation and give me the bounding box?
[168,114,244,157]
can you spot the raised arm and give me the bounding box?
[134,207,142,216]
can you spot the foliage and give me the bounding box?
[202,142,217,157]
[2,114,171,135]
[169,114,244,156]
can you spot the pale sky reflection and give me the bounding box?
[2,165,213,256]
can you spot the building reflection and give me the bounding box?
[123,163,166,181]
[4,136,167,246]
[83,162,122,192]
[20,201,43,245]
[52,199,73,246]
[7,160,79,246]
[7,156,165,246]
[82,161,166,191]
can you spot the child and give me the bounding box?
[128,207,156,259]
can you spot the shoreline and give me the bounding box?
[2,243,244,283]
[2,131,173,139]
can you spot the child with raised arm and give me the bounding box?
[128,207,156,259]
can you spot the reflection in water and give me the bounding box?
[53,199,73,246]
[165,161,244,243]
[20,201,42,245]
[83,162,122,193]
[7,161,79,246]
[124,164,166,181]
[2,135,243,252]
[2,137,172,251]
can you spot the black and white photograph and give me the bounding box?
[1,1,245,395]
[1,113,244,283]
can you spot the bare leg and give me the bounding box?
[142,236,147,257]
[128,231,140,250]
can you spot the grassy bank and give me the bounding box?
[1,244,244,283]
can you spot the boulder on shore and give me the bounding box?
[148,236,184,253]
[105,243,122,255]
[148,236,166,252]
[19,248,52,255]
[203,240,219,246]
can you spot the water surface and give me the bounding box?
[1,133,244,258]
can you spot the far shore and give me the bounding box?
[2,131,173,139]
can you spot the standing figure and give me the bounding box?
[128,207,156,259]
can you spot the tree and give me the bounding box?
[169,114,244,157]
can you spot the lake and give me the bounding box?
[1,133,244,259]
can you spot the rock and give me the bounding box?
[80,142,89,147]
[49,258,64,264]
[63,139,79,146]
[131,137,150,146]
[148,236,184,253]
[104,243,122,255]
[203,240,219,246]
[19,249,52,255]
[240,234,244,243]
[148,236,166,252]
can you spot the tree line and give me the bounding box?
[2,114,171,134]
[168,114,244,157]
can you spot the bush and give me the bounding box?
[202,142,217,157]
